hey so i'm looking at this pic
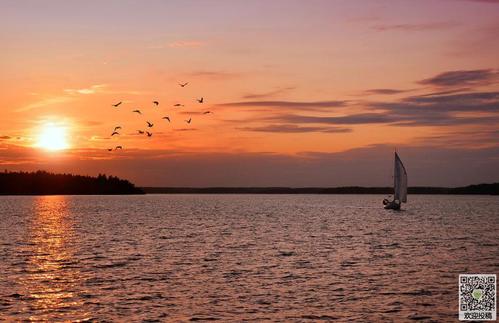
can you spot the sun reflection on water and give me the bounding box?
[20,196,91,321]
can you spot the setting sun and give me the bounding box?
[37,124,69,151]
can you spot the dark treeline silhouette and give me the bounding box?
[0,171,144,195]
[142,183,499,195]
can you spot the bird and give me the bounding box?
[133,109,142,114]
[107,148,113,152]
[153,101,159,106]
[146,131,152,137]
[185,118,192,124]
[162,116,170,122]
[111,131,119,136]
[114,126,122,132]
[137,130,145,134]
[179,82,189,87]
[197,97,204,103]
[173,103,184,107]
[203,111,212,114]
[115,146,123,150]
[112,101,122,107]
[147,121,154,128]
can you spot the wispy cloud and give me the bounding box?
[267,113,395,125]
[363,88,411,95]
[216,100,348,111]
[64,84,107,95]
[459,0,499,3]
[168,40,205,48]
[17,96,74,112]
[242,87,296,99]
[418,69,498,87]
[237,124,352,133]
[187,70,239,80]
[372,21,457,32]
[262,91,499,127]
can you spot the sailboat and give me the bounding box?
[383,152,407,210]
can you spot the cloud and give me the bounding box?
[168,40,205,48]
[178,111,208,116]
[187,70,239,80]
[372,22,457,32]
[17,96,74,112]
[0,136,11,140]
[364,88,411,95]
[216,100,348,111]
[264,91,499,127]
[460,0,499,3]
[64,84,107,95]
[174,128,197,132]
[237,124,352,133]
[242,87,296,99]
[418,69,498,87]
[268,113,395,125]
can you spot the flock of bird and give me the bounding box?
[107,82,212,151]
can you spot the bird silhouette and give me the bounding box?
[115,146,123,150]
[162,116,170,122]
[114,126,122,132]
[107,148,113,152]
[111,131,119,136]
[137,130,145,134]
[112,101,122,107]
[185,118,192,124]
[147,121,154,128]
[197,97,204,103]
[133,109,142,114]
[173,103,184,107]
[203,111,212,114]
[153,101,159,106]
[146,131,153,137]
[179,82,189,87]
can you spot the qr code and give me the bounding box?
[459,274,496,321]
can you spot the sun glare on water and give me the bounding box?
[37,124,70,151]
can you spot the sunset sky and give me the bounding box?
[1,0,498,187]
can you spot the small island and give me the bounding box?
[0,170,144,195]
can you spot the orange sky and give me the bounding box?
[1,0,498,186]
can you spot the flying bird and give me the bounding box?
[111,131,119,136]
[197,97,204,103]
[173,103,184,107]
[115,146,123,150]
[107,148,113,152]
[153,101,159,106]
[146,131,153,137]
[179,82,189,87]
[114,126,122,131]
[203,111,212,114]
[112,101,122,107]
[133,109,142,114]
[185,118,192,124]
[147,121,154,128]
[162,116,170,122]
[137,130,145,134]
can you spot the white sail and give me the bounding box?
[393,152,407,203]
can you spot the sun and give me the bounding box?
[37,124,70,151]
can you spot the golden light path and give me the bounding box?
[37,124,70,151]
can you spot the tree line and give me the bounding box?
[0,170,144,195]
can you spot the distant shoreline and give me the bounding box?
[141,183,499,195]
[1,171,497,196]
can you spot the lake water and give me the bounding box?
[0,194,497,321]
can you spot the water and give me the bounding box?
[0,195,497,322]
